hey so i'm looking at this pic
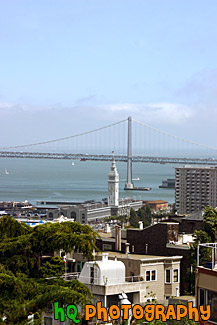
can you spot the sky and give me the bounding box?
[0,0,217,149]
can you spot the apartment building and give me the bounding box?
[76,252,182,306]
[175,166,217,214]
[42,252,181,324]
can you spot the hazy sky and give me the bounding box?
[0,0,217,149]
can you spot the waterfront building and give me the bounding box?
[46,199,142,223]
[159,178,175,189]
[45,158,142,222]
[175,166,217,214]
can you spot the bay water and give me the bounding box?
[0,158,176,205]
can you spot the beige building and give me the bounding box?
[74,251,182,306]
[175,166,217,214]
[41,249,182,324]
[143,200,168,211]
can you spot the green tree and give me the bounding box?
[137,208,145,222]
[130,206,152,229]
[0,216,97,324]
[203,206,217,242]
[40,256,65,278]
[0,216,97,276]
[144,204,152,227]
[129,208,139,228]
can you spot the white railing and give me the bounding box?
[46,272,147,283]
[63,273,145,283]
[197,243,217,270]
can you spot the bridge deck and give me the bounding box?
[0,151,217,165]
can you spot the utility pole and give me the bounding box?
[125,116,134,189]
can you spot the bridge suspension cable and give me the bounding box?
[1,116,217,159]
[133,118,217,152]
[0,118,128,150]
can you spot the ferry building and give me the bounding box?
[47,158,142,223]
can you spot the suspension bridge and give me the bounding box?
[0,116,217,189]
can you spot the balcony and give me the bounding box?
[196,243,217,324]
[197,243,217,271]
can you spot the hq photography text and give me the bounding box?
[54,301,210,323]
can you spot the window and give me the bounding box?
[146,270,150,281]
[173,269,179,283]
[199,288,205,307]
[146,295,157,303]
[151,270,156,281]
[44,317,53,325]
[145,270,156,281]
[90,266,94,284]
[77,261,83,272]
[165,269,171,283]
[71,211,76,221]
[102,244,112,251]
[48,212,53,220]
[207,290,217,323]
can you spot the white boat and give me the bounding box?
[71,162,75,166]
[120,177,140,181]
[5,169,9,175]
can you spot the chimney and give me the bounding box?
[102,253,109,262]
[138,221,143,230]
[125,243,130,254]
[104,223,111,233]
[115,225,121,251]
[176,287,179,297]
[145,243,148,254]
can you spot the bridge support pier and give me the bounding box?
[125,116,134,190]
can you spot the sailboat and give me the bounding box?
[71,162,75,166]
[5,168,9,175]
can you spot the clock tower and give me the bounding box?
[108,158,119,207]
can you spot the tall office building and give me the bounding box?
[175,166,217,214]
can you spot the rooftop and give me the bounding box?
[176,165,217,170]
[127,221,179,232]
[96,251,183,262]
[182,211,204,221]
[97,231,113,238]
[143,200,168,204]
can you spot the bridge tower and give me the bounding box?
[125,116,134,190]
